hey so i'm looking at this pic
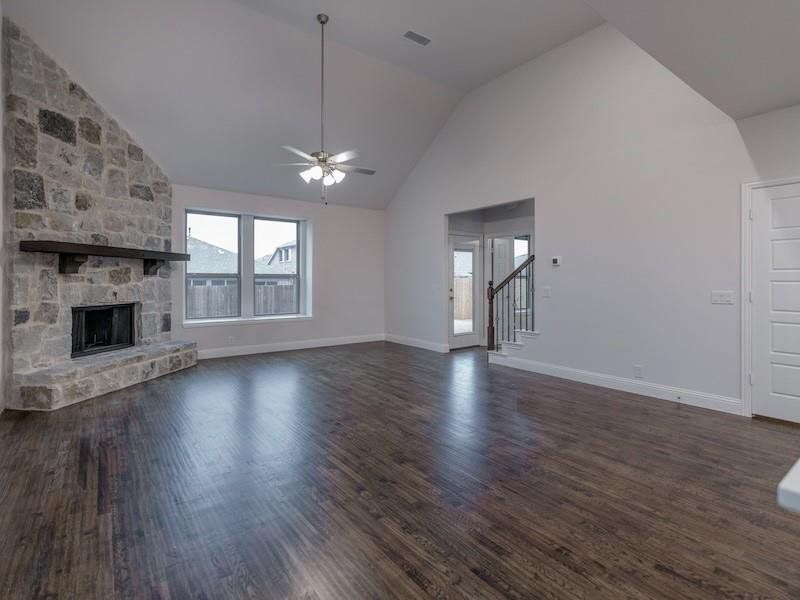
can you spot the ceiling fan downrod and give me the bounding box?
[318,13,328,157]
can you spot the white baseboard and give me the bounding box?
[489,353,744,416]
[198,334,386,360]
[385,334,449,354]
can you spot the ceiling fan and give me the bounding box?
[275,13,376,204]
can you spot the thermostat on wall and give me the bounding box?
[552,256,562,267]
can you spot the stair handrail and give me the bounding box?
[487,254,535,351]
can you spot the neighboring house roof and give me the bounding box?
[257,241,297,275]
[186,236,296,275]
[187,236,273,274]
[266,241,296,266]
[187,236,239,274]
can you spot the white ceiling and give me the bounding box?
[583,0,800,120]
[4,0,602,209]
[242,0,604,91]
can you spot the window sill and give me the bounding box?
[182,314,313,328]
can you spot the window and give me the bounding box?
[185,211,240,319]
[254,218,300,316]
[185,210,309,321]
[277,247,292,262]
[513,236,530,268]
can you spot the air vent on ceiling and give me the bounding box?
[404,30,431,46]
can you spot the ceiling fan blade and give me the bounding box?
[329,149,359,164]
[281,145,315,161]
[336,164,376,175]
[273,163,314,167]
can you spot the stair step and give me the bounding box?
[516,329,539,338]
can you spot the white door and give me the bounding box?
[491,237,514,284]
[449,237,480,349]
[753,182,800,422]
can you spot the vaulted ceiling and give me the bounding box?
[582,0,800,120]
[4,0,602,209]
[245,0,604,91]
[10,0,799,208]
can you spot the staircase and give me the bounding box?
[487,254,535,354]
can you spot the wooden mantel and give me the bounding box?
[20,240,190,276]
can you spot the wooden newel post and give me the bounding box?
[487,280,495,351]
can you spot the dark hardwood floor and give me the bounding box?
[2,342,800,599]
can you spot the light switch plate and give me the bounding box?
[541,286,552,298]
[711,290,735,305]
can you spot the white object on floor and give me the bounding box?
[778,458,800,513]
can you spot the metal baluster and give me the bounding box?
[525,267,528,331]
[497,288,501,348]
[527,263,530,331]
[525,263,529,331]
[513,275,516,342]
[532,262,535,330]
[525,265,528,331]
[499,288,503,347]
[487,281,494,351]
[502,288,505,345]
[502,288,506,345]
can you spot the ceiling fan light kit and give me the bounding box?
[275,13,376,203]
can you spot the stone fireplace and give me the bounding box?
[4,19,196,410]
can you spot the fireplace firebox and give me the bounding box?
[71,303,135,358]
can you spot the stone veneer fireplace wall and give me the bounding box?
[3,19,196,410]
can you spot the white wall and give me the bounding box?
[738,104,800,182]
[386,24,758,401]
[172,185,385,358]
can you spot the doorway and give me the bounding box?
[486,235,533,335]
[745,179,800,423]
[446,199,534,349]
[449,236,481,349]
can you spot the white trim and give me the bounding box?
[448,230,484,238]
[181,209,312,323]
[385,334,450,353]
[183,314,313,328]
[740,176,800,419]
[448,235,482,349]
[198,334,385,360]
[741,181,754,418]
[489,353,744,416]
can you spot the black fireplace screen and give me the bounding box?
[71,304,134,358]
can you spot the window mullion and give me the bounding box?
[241,215,255,318]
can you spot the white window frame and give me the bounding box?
[252,216,301,317]
[183,210,312,325]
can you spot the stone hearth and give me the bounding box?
[14,341,197,411]
[4,19,196,409]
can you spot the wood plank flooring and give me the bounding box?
[2,342,800,598]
